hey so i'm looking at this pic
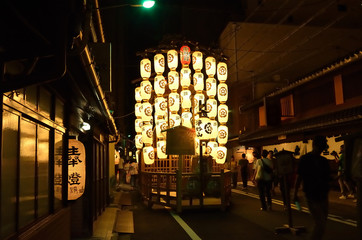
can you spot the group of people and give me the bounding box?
[116,155,139,189]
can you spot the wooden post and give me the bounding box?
[220,169,225,211]
[199,141,204,207]
[176,155,183,213]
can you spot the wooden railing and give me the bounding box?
[140,170,231,212]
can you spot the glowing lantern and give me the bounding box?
[181,111,193,128]
[195,117,211,140]
[154,75,166,95]
[180,45,191,66]
[154,97,167,116]
[68,139,86,200]
[217,62,228,82]
[142,123,153,145]
[195,138,200,155]
[205,56,216,77]
[207,141,218,159]
[157,140,167,159]
[135,119,143,133]
[135,134,143,149]
[168,92,180,112]
[216,146,227,164]
[135,150,140,163]
[135,87,142,102]
[192,51,203,71]
[135,103,142,118]
[168,71,179,91]
[218,104,228,124]
[143,146,155,165]
[206,98,217,119]
[156,119,167,139]
[206,77,217,97]
[193,93,205,113]
[167,49,178,70]
[180,67,191,88]
[140,80,152,101]
[210,120,218,139]
[181,89,192,109]
[217,125,228,145]
[169,113,181,127]
[218,83,228,103]
[140,58,151,79]
[141,102,153,122]
[193,72,204,91]
[154,53,165,74]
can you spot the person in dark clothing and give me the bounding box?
[238,153,249,189]
[293,136,330,240]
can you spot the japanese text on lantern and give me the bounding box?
[68,139,86,200]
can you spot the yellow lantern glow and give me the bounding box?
[168,71,179,91]
[217,62,228,82]
[207,141,218,159]
[140,80,152,101]
[142,123,153,145]
[141,102,153,122]
[195,116,211,140]
[210,120,218,139]
[156,119,167,139]
[217,83,228,103]
[140,58,151,79]
[195,138,200,155]
[169,113,181,128]
[156,140,167,159]
[193,72,204,91]
[180,67,191,88]
[206,98,217,119]
[154,75,166,96]
[216,146,227,164]
[135,150,140,163]
[205,56,216,77]
[167,49,178,70]
[168,92,180,112]
[181,89,192,109]
[154,53,165,74]
[217,125,228,145]
[193,93,205,113]
[135,134,143,149]
[206,77,217,97]
[135,119,143,133]
[218,104,228,124]
[68,139,86,200]
[192,51,203,71]
[181,111,193,128]
[143,146,155,165]
[154,97,167,116]
[135,102,142,118]
[135,87,142,102]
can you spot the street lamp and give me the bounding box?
[97,0,156,10]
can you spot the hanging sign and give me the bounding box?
[68,139,86,200]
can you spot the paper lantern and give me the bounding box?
[154,53,165,74]
[140,58,151,79]
[207,141,218,159]
[218,83,228,103]
[216,146,227,164]
[181,111,193,128]
[168,92,180,112]
[140,102,153,122]
[193,93,205,113]
[206,98,217,119]
[167,49,178,70]
[180,45,191,66]
[206,77,217,97]
[135,87,142,102]
[142,123,153,145]
[168,71,179,91]
[154,75,166,96]
[205,56,216,77]
[218,104,228,124]
[210,120,218,139]
[154,97,167,116]
[217,62,228,82]
[169,113,181,128]
[192,51,203,71]
[217,125,228,145]
[135,102,142,118]
[180,67,191,88]
[135,150,140,163]
[68,139,86,200]
[181,89,192,109]
[140,80,152,100]
[157,140,167,159]
[135,134,143,149]
[195,138,200,155]
[193,72,204,91]
[195,117,211,140]
[156,119,167,139]
[143,146,155,165]
[135,119,143,133]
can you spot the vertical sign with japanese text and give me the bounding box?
[68,139,86,200]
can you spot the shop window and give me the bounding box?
[38,125,50,217]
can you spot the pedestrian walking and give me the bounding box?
[238,153,249,189]
[129,158,139,188]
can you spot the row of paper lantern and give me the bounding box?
[140,52,228,80]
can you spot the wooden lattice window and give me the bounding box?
[280,94,294,120]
